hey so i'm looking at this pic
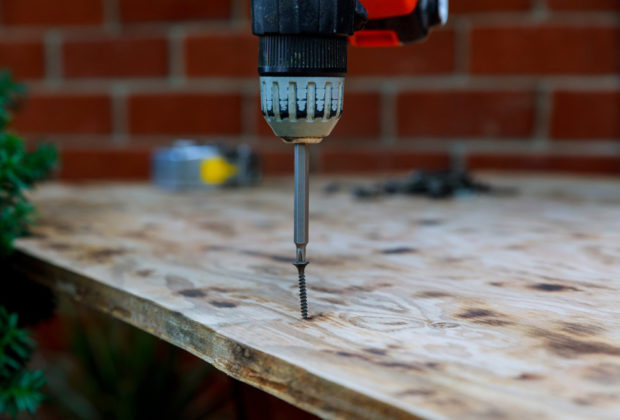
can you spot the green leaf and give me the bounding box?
[0,69,51,417]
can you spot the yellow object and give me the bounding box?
[200,156,238,185]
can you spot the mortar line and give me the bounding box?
[241,92,258,141]
[111,84,128,147]
[533,81,552,150]
[231,0,249,23]
[103,0,121,33]
[380,82,398,147]
[43,30,62,86]
[532,0,548,19]
[453,16,470,76]
[168,25,186,86]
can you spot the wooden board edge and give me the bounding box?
[10,249,423,420]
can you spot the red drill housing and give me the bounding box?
[351,0,445,47]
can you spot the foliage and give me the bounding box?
[46,309,228,420]
[0,70,56,417]
[0,71,57,256]
[0,307,46,418]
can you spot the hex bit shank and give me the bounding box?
[294,143,309,262]
[293,143,310,319]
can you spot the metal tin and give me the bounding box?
[152,140,260,190]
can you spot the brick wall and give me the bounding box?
[0,0,618,179]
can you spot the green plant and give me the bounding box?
[0,70,57,417]
[0,71,57,256]
[0,307,46,417]
[46,309,229,420]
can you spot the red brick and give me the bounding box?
[12,94,111,134]
[1,0,103,25]
[547,0,620,11]
[258,150,294,175]
[451,0,532,13]
[119,0,231,23]
[349,29,455,75]
[321,149,389,173]
[321,150,450,173]
[0,41,44,79]
[321,150,388,173]
[128,93,242,135]
[59,149,150,180]
[185,34,257,77]
[388,151,450,171]
[551,91,620,139]
[63,37,169,78]
[332,93,382,139]
[397,90,536,138]
[468,154,620,175]
[471,26,620,74]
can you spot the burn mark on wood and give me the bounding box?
[208,286,234,293]
[416,290,452,298]
[531,329,620,358]
[364,348,387,356]
[530,283,579,292]
[45,220,75,234]
[417,218,443,226]
[397,389,436,397]
[82,247,126,263]
[125,230,149,240]
[48,242,71,251]
[199,221,235,236]
[516,373,544,381]
[178,289,206,298]
[379,362,424,371]
[135,269,154,277]
[336,351,357,358]
[323,297,346,305]
[458,309,496,319]
[240,249,291,263]
[331,349,436,372]
[457,308,513,326]
[441,257,465,265]
[381,247,417,255]
[210,300,237,308]
[560,322,605,336]
[573,397,593,406]
[479,319,513,326]
[431,322,460,329]
[425,362,441,370]
[582,364,620,385]
[304,312,328,322]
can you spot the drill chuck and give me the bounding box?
[260,76,344,143]
[257,34,349,142]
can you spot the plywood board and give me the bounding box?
[12,175,620,419]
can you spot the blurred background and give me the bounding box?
[0,0,617,180]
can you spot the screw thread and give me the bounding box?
[298,270,309,320]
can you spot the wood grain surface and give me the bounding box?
[11,175,620,419]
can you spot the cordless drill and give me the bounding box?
[250,0,448,319]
